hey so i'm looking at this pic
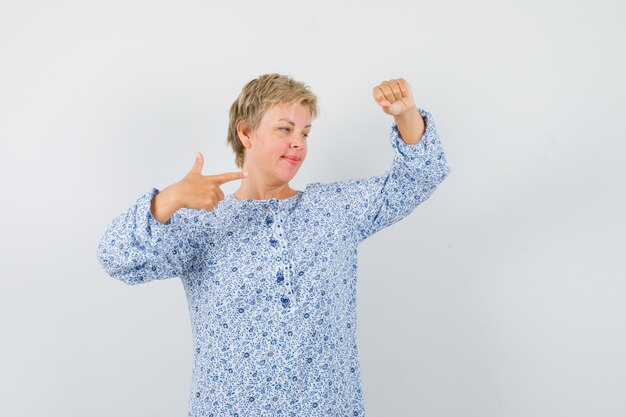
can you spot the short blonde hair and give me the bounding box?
[227,73,319,169]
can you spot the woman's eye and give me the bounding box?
[280,127,308,138]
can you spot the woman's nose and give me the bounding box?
[290,134,306,148]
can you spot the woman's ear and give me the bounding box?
[236,120,251,148]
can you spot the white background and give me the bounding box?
[1,0,625,416]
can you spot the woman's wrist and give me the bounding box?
[151,184,183,224]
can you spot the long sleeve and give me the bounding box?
[312,108,451,244]
[97,187,206,285]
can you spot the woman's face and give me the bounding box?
[240,102,311,185]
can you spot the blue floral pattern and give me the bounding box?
[97,108,451,416]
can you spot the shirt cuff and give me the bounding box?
[141,188,174,244]
[389,108,438,161]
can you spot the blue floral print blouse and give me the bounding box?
[97,108,451,417]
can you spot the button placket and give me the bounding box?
[267,199,296,313]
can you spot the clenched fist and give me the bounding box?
[372,78,416,117]
[150,152,248,224]
[373,77,425,144]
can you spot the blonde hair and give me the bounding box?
[227,73,319,169]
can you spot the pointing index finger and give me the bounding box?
[212,171,248,184]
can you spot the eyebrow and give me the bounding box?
[277,118,312,128]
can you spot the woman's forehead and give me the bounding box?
[263,103,312,125]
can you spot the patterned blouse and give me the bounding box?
[97,108,451,417]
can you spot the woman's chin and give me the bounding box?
[277,168,299,183]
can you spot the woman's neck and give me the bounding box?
[233,180,298,200]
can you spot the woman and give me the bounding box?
[97,73,451,416]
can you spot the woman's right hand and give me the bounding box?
[175,151,248,211]
[151,152,248,224]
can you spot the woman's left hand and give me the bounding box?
[372,77,416,117]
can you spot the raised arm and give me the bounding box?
[304,78,451,243]
[344,107,451,243]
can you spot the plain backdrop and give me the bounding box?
[1,0,625,416]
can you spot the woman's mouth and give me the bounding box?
[282,156,300,166]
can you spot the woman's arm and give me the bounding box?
[355,108,450,242]
[315,108,450,244]
[96,188,206,285]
